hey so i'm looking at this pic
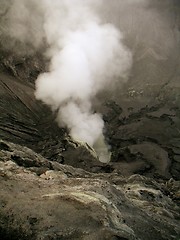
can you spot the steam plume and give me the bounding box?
[34,0,132,162]
[1,0,132,162]
[0,0,178,162]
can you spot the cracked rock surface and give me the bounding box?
[0,140,180,240]
[0,50,180,239]
[0,1,180,239]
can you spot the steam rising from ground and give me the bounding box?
[1,0,178,162]
[0,0,133,162]
[34,0,132,162]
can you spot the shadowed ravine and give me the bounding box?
[0,1,180,239]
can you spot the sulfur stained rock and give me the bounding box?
[0,140,180,240]
[0,2,180,238]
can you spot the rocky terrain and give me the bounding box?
[0,139,180,240]
[0,47,180,240]
[0,1,180,239]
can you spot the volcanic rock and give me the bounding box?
[0,140,179,240]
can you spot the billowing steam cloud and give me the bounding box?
[0,0,178,162]
[1,0,133,162]
[34,0,132,162]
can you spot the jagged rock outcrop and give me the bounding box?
[0,140,180,240]
[0,2,180,239]
[0,49,180,240]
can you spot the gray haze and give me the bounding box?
[0,0,179,162]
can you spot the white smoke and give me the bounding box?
[1,0,132,162]
[34,0,132,162]
[0,0,45,51]
[0,0,178,162]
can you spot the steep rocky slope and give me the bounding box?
[0,51,180,179]
[0,53,102,172]
[0,1,180,239]
[0,49,180,240]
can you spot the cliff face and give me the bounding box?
[0,1,180,239]
[0,47,180,240]
[0,55,101,172]
[0,52,180,179]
